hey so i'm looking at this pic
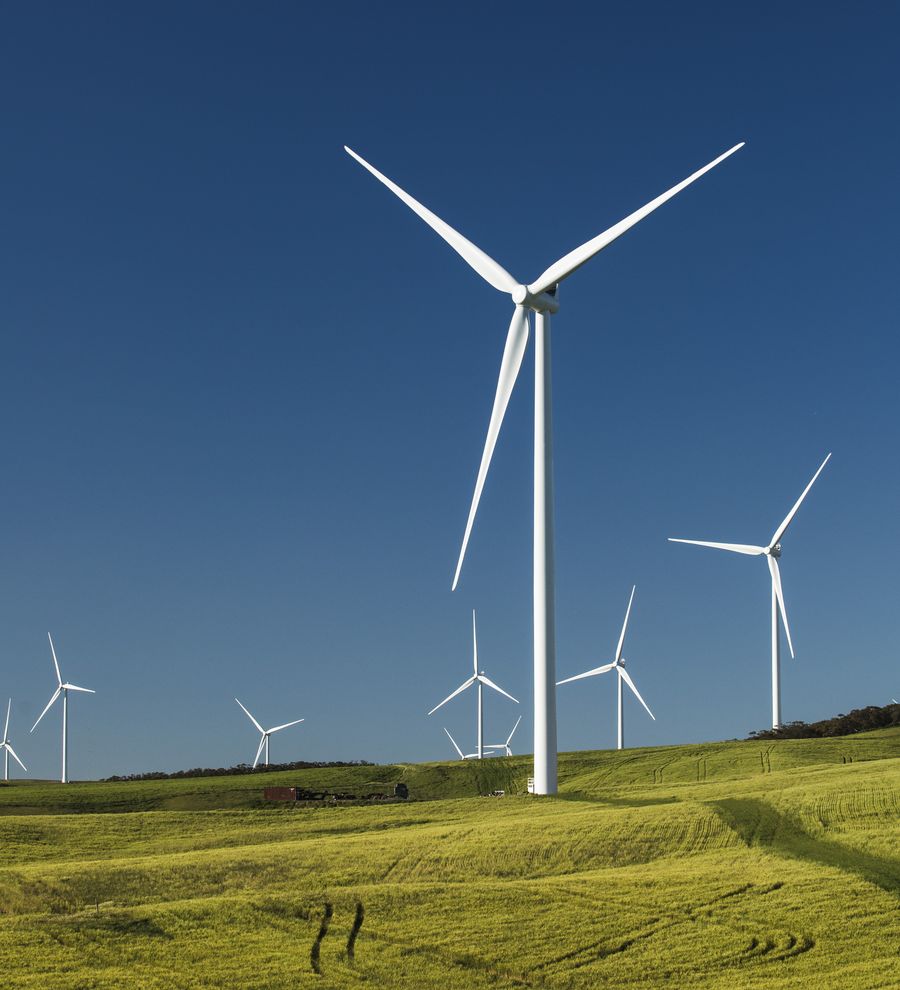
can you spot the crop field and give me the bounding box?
[0,729,897,989]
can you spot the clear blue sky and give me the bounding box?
[1,2,897,778]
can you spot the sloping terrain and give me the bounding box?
[0,729,896,988]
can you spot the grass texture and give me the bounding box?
[0,728,897,988]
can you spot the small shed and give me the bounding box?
[264,786,297,802]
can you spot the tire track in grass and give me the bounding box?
[740,931,816,962]
[346,901,364,963]
[310,901,333,974]
[531,881,787,976]
[359,926,535,987]
[580,754,646,790]
[653,760,676,785]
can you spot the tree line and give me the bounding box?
[748,703,899,740]
[102,759,374,782]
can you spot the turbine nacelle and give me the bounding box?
[511,284,559,313]
[769,543,782,558]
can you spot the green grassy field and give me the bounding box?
[0,729,897,988]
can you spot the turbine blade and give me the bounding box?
[472,609,478,677]
[443,727,464,759]
[478,674,518,704]
[452,305,530,590]
[48,632,62,685]
[3,699,9,741]
[4,743,26,772]
[428,676,476,716]
[769,453,832,547]
[235,698,264,734]
[31,686,61,733]
[619,668,655,720]
[506,714,523,745]
[667,538,767,555]
[556,662,616,686]
[344,146,519,293]
[528,142,744,295]
[62,684,95,694]
[768,555,795,659]
[268,718,305,734]
[252,734,266,769]
[615,585,636,663]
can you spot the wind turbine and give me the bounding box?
[443,727,479,761]
[235,698,304,769]
[669,453,831,729]
[346,140,743,793]
[428,610,518,759]
[485,715,523,757]
[31,633,95,784]
[557,586,655,750]
[1,699,27,781]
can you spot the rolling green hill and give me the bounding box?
[0,729,897,988]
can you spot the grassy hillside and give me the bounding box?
[0,730,897,988]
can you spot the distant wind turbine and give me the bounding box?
[669,453,831,729]
[31,633,95,784]
[443,727,479,761]
[557,586,655,750]
[485,715,523,757]
[235,698,304,768]
[1,699,27,781]
[346,140,743,793]
[428,610,518,760]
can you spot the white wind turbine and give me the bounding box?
[485,714,523,757]
[443,727,479,761]
[557,586,655,750]
[669,453,831,729]
[428,610,518,760]
[346,141,743,793]
[31,633,95,784]
[2,699,27,781]
[235,698,304,769]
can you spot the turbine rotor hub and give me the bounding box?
[510,284,560,313]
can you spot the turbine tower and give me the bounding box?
[557,586,655,750]
[235,698,304,768]
[669,453,831,728]
[1,699,27,781]
[346,141,743,793]
[428,610,518,759]
[31,633,95,784]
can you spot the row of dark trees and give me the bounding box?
[102,759,374,782]
[747,703,899,740]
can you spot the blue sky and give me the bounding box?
[1,3,898,778]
